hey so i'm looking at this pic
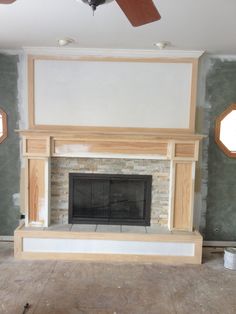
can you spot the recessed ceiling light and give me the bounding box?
[153,41,170,49]
[57,38,75,47]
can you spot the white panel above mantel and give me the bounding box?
[28,46,202,131]
[34,59,192,129]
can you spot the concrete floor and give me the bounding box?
[0,243,235,314]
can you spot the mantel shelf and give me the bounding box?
[16,129,205,142]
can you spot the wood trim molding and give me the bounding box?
[0,108,7,144]
[172,140,199,160]
[28,55,199,133]
[20,132,201,161]
[23,136,51,157]
[18,129,205,140]
[189,58,199,132]
[23,47,204,59]
[28,56,35,129]
[28,54,200,64]
[52,138,169,157]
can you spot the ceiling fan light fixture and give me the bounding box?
[81,0,113,12]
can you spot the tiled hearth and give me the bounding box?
[15,223,202,264]
[26,223,170,234]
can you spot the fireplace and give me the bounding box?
[69,173,152,226]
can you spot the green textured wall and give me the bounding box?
[205,58,236,241]
[0,53,20,235]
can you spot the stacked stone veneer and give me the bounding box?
[51,157,170,226]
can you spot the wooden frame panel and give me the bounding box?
[0,108,7,144]
[25,157,50,227]
[52,138,168,157]
[23,136,50,157]
[175,143,195,158]
[173,140,199,160]
[28,55,199,133]
[169,161,195,231]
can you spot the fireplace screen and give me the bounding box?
[69,173,152,226]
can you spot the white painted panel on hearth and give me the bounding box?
[34,59,192,129]
[23,238,195,256]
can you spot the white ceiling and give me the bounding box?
[0,0,235,54]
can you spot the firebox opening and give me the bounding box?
[69,173,152,226]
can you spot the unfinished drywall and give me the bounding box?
[194,55,212,233]
[0,53,20,235]
[204,57,236,241]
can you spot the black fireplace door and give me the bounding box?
[69,173,152,226]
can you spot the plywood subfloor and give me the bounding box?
[0,243,236,314]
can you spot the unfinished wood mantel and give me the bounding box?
[19,129,203,231]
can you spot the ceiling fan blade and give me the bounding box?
[0,0,16,3]
[115,0,161,27]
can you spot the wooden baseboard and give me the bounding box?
[0,236,14,242]
[203,241,236,247]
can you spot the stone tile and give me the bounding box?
[171,229,196,236]
[121,225,147,234]
[96,224,121,233]
[146,224,171,234]
[71,224,97,232]
[22,226,45,231]
[44,224,72,231]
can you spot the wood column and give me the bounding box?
[169,161,195,231]
[23,136,51,227]
[169,141,199,231]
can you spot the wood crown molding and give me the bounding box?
[23,47,205,59]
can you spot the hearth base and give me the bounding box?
[14,224,202,264]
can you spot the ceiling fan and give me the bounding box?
[82,0,161,27]
[0,0,16,3]
[0,0,161,27]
